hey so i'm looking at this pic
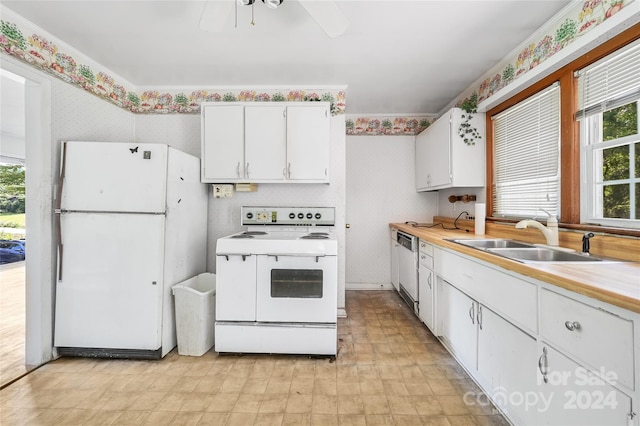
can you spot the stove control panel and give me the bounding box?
[242,206,335,226]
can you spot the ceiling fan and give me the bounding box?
[199,0,350,38]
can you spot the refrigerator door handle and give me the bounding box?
[56,143,68,281]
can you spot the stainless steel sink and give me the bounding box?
[450,239,533,249]
[447,238,616,263]
[486,247,606,263]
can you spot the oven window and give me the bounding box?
[271,269,323,298]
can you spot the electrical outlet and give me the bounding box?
[467,215,475,220]
[212,184,234,198]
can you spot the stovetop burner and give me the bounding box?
[242,231,267,236]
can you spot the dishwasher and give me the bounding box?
[396,231,419,314]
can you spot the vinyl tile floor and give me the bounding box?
[0,290,509,426]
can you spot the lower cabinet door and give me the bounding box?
[536,343,633,426]
[476,305,539,425]
[418,264,434,332]
[439,281,477,370]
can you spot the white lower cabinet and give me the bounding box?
[476,305,539,426]
[439,281,477,370]
[536,344,633,426]
[429,246,639,426]
[418,263,434,331]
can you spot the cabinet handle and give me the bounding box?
[236,162,241,178]
[469,303,475,324]
[283,167,286,176]
[564,321,581,331]
[477,305,483,330]
[538,346,549,383]
[287,163,291,178]
[427,274,431,289]
[246,162,250,178]
[325,168,328,176]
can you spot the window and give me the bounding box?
[492,84,561,219]
[578,40,640,228]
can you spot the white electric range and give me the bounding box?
[215,206,337,356]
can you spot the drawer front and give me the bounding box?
[418,239,433,256]
[540,288,635,390]
[436,249,537,333]
[419,252,433,269]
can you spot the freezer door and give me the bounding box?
[61,141,168,213]
[55,212,166,350]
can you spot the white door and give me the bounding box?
[54,213,165,350]
[245,105,286,180]
[439,281,477,370]
[256,255,337,323]
[202,105,244,180]
[215,254,257,321]
[61,142,168,213]
[286,105,330,181]
[476,305,538,425]
[418,263,434,331]
[536,344,633,426]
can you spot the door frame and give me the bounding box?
[1,57,55,366]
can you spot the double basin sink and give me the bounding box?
[448,238,614,263]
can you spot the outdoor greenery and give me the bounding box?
[601,102,638,219]
[0,164,25,215]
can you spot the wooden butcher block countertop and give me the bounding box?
[391,222,640,314]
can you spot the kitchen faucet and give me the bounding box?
[515,210,558,246]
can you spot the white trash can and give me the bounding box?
[172,273,216,356]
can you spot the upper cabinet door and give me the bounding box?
[201,105,244,181]
[245,105,287,180]
[286,105,330,181]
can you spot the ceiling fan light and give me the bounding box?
[238,0,255,5]
[262,0,283,9]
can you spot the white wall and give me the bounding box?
[346,135,437,289]
[436,187,485,219]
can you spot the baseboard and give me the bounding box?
[345,282,395,291]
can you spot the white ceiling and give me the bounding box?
[1,0,571,115]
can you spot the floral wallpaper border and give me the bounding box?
[345,116,435,136]
[0,15,345,116]
[455,0,635,109]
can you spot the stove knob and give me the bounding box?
[306,213,313,219]
[246,212,253,219]
[315,213,322,219]
[289,213,295,219]
[298,213,304,219]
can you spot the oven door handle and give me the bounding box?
[267,253,327,263]
[217,253,252,261]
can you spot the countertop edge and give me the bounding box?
[391,223,640,315]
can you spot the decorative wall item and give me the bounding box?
[0,15,346,116]
[345,116,434,136]
[456,0,635,109]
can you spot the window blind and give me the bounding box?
[577,39,640,118]
[493,84,560,218]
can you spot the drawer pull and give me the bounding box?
[538,346,549,383]
[469,303,475,324]
[564,321,581,331]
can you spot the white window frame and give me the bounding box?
[578,39,640,229]
[580,101,640,228]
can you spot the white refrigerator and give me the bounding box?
[54,141,208,359]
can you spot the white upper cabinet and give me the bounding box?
[245,105,287,181]
[201,102,330,183]
[286,105,330,181]
[202,105,244,181]
[415,107,486,191]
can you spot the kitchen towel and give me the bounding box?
[475,203,486,235]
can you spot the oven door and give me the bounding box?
[256,254,337,323]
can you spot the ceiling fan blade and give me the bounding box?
[199,0,235,32]
[298,0,349,38]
